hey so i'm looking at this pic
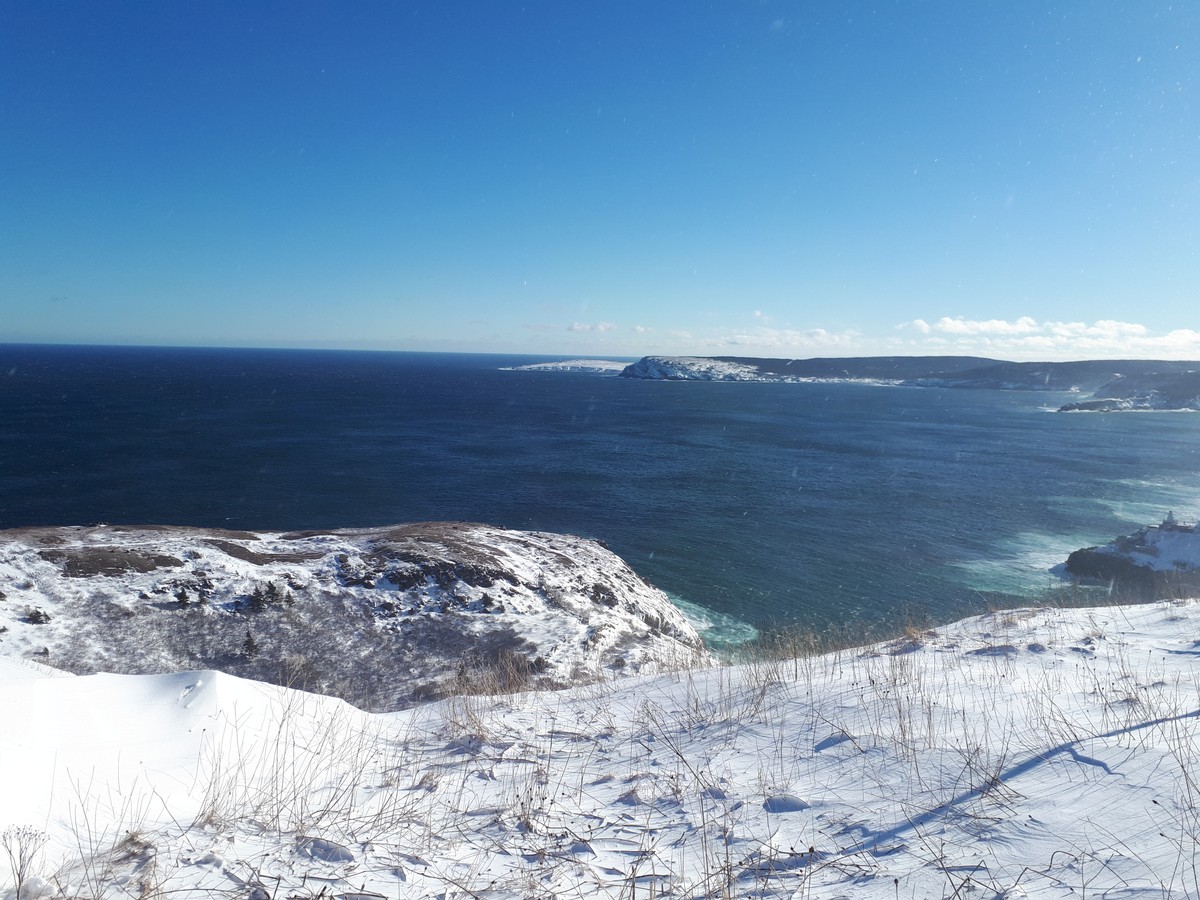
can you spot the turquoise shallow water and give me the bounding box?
[4,344,1200,641]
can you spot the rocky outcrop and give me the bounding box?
[1058,371,1200,412]
[1064,517,1200,595]
[0,522,710,710]
[620,356,769,381]
[1058,399,1148,413]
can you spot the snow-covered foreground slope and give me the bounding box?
[0,523,706,710]
[5,601,1200,898]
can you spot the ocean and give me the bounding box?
[4,343,1200,644]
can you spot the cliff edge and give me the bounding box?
[0,522,709,710]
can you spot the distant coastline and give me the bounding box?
[501,358,631,374]
[605,355,1200,410]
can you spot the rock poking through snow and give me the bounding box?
[1065,513,1200,595]
[0,522,709,709]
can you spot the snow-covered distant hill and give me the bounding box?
[620,356,774,381]
[0,522,708,710]
[619,355,1200,396]
[618,354,1002,384]
[5,600,1200,898]
[501,358,631,373]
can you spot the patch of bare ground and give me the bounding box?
[202,539,323,565]
[38,547,185,577]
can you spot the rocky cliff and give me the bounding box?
[0,522,709,710]
[1058,371,1200,412]
[1064,517,1200,595]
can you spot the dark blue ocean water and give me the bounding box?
[4,344,1200,642]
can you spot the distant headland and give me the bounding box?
[613,355,1200,410]
[1065,512,1200,594]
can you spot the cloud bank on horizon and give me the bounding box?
[513,315,1200,362]
[892,317,1200,361]
[1,3,1196,360]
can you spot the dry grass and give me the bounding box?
[9,600,1200,899]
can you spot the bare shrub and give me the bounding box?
[2,826,47,900]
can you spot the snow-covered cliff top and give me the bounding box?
[0,522,708,709]
[621,356,789,381]
[1082,517,1200,572]
[619,355,907,384]
[501,358,630,373]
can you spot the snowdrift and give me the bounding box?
[4,601,1200,898]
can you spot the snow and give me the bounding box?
[1135,526,1200,570]
[501,359,630,374]
[622,356,767,381]
[1132,525,1200,566]
[620,356,901,385]
[1091,520,1200,572]
[0,523,708,710]
[5,599,1200,898]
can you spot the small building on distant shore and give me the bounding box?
[1159,510,1196,533]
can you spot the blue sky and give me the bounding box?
[2,2,1196,359]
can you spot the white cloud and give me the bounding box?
[928,316,1040,336]
[540,313,1196,362]
[567,321,616,333]
[618,322,864,357]
[707,326,861,353]
[894,316,1200,360]
[1160,328,1200,349]
[1045,320,1147,340]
